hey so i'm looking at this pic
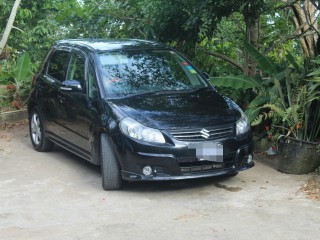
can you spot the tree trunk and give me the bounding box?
[283,0,319,57]
[243,0,262,77]
[245,18,260,77]
[0,0,21,55]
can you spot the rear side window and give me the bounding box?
[47,50,70,81]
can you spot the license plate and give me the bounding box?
[188,142,223,162]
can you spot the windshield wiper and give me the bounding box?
[187,86,209,92]
[114,87,210,99]
[123,89,188,98]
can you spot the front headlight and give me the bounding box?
[119,117,166,144]
[236,108,250,135]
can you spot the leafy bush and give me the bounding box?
[0,52,33,110]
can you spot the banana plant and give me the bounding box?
[210,42,303,123]
[11,52,33,101]
[0,52,33,108]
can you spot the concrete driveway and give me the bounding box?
[1,122,319,240]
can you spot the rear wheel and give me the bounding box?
[29,108,53,152]
[100,133,122,190]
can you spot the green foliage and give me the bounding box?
[245,95,270,122]
[0,0,60,69]
[210,75,260,89]
[251,112,268,126]
[208,46,273,120]
[195,13,245,74]
[194,14,247,106]
[74,0,245,58]
[244,42,278,74]
[254,103,300,129]
[210,39,320,142]
[13,52,31,82]
[140,0,243,43]
[212,43,305,120]
[0,0,319,135]
[251,79,320,141]
[0,52,32,108]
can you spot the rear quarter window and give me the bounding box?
[47,50,70,82]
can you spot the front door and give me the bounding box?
[57,51,99,153]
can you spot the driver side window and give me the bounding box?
[66,52,86,92]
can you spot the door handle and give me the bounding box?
[60,87,72,91]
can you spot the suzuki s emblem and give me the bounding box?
[200,128,210,139]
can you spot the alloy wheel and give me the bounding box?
[31,113,42,145]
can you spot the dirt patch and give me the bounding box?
[214,183,242,192]
[0,120,29,155]
[300,176,320,201]
[0,119,28,130]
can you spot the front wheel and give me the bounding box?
[29,108,53,152]
[100,133,122,190]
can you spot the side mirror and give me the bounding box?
[60,80,83,92]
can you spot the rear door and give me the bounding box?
[38,48,71,136]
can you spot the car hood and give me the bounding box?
[107,88,238,130]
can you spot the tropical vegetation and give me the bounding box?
[1,0,320,144]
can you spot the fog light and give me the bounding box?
[142,166,153,176]
[247,154,253,164]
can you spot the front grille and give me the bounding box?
[179,158,235,173]
[170,126,234,141]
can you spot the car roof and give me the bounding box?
[55,39,168,52]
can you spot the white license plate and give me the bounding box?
[188,142,223,162]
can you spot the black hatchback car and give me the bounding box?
[28,39,254,190]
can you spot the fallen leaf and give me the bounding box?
[300,176,320,201]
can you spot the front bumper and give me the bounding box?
[113,132,254,181]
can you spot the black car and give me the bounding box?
[28,39,254,190]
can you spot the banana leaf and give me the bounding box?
[210,75,260,89]
[244,42,277,75]
[12,52,31,82]
[248,95,270,108]
[245,95,270,122]
[246,107,261,123]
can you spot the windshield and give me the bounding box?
[97,50,208,97]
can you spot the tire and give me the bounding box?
[100,133,122,190]
[29,108,53,152]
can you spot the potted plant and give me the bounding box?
[253,78,320,174]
